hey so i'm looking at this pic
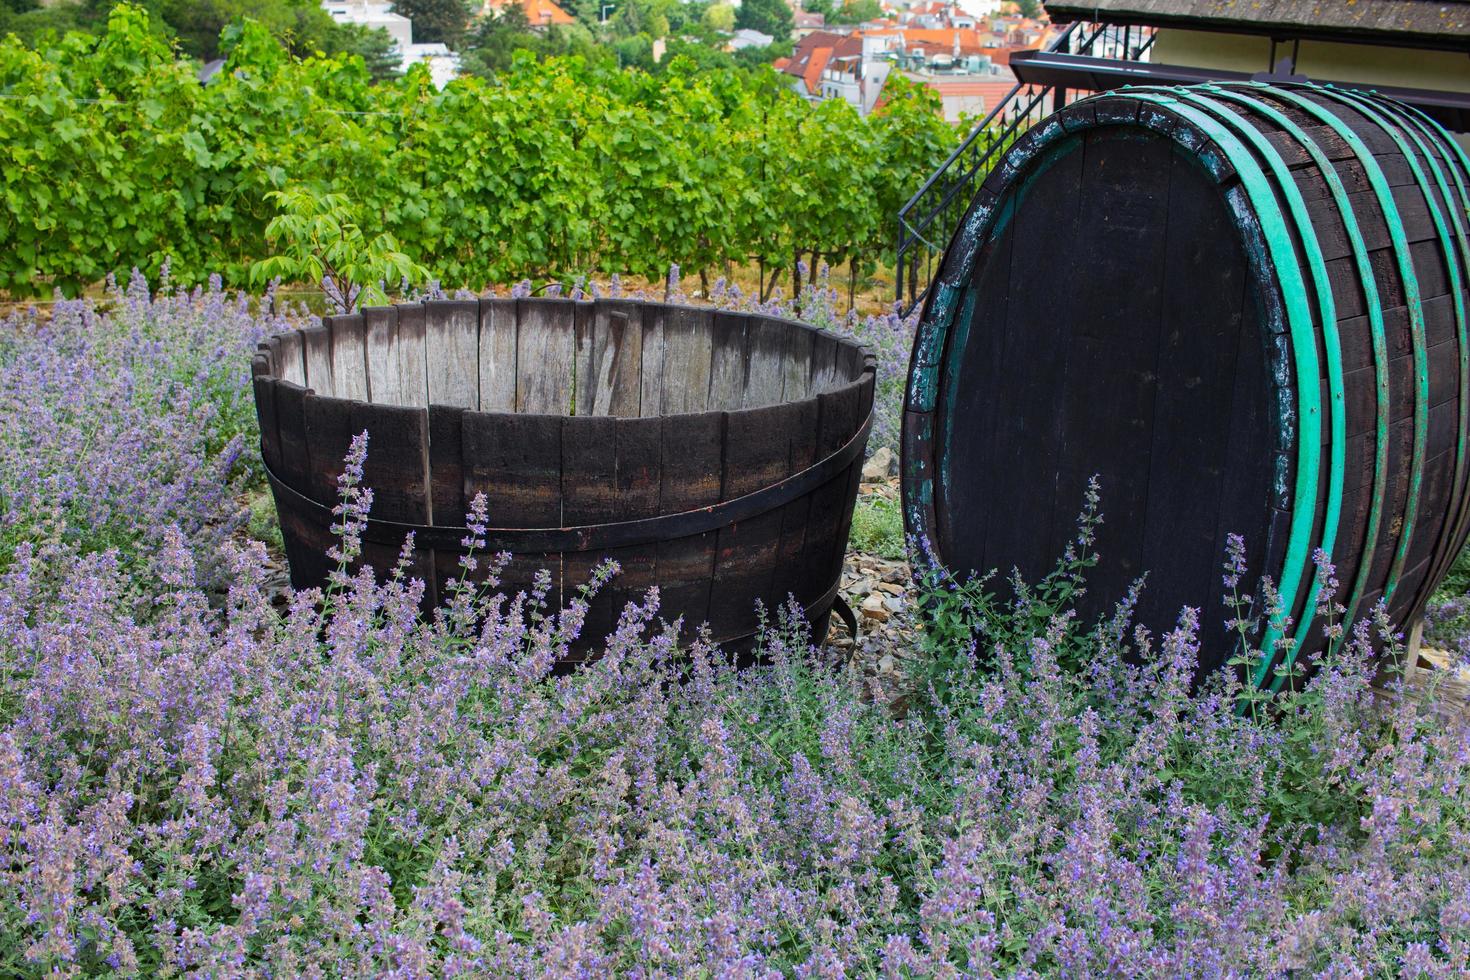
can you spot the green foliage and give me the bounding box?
[913,481,1102,701]
[735,0,791,42]
[0,0,379,61]
[152,0,343,60]
[329,22,402,81]
[460,7,609,75]
[702,1,734,32]
[247,489,285,553]
[848,494,904,560]
[911,487,1402,864]
[0,5,958,296]
[803,0,834,20]
[831,0,881,25]
[250,188,429,311]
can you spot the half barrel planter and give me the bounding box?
[902,82,1470,688]
[252,298,875,664]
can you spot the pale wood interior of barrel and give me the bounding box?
[282,300,857,415]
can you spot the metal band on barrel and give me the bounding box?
[263,409,873,554]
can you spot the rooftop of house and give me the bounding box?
[482,0,575,27]
[1043,0,1470,48]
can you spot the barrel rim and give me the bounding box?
[254,296,878,424]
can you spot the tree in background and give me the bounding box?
[832,0,881,25]
[802,0,834,20]
[0,0,401,65]
[153,0,340,60]
[1012,0,1042,17]
[389,0,472,47]
[702,2,734,32]
[735,0,791,42]
[333,22,402,80]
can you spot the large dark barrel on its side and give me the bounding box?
[902,82,1470,685]
[252,298,874,664]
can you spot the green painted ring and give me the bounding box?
[1124,87,1330,689]
[1308,89,1431,615]
[1194,84,1374,672]
[1384,103,1470,616]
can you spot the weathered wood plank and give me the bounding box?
[743,315,787,409]
[605,415,663,623]
[273,381,312,491]
[771,397,819,609]
[426,300,480,409]
[463,411,565,609]
[462,412,563,527]
[517,298,576,414]
[806,385,864,603]
[708,312,749,411]
[589,301,644,417]
[656,410,724,642]
[563,415,620,643]
[328,313,369,402]
[363,306,402,406]
[302,324,334,395]
[573,300,597,416]
[660,305,713,415]
[253,374,282,475]
[709,403,790,637]
[429,404,466,527]
[639,304,668,416]
[809,332,841,395]
[302,391,359,511]
[351,400,434,587]
[276,330,306,387]
[397,303,429,408]
[782,325,816,402]
[478,298,519,412]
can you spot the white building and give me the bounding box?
[729,28,775,51]
[321,1,462,88]
[817,35,894,116]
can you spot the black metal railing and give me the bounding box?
[894,22,1156,314]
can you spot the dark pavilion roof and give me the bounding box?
[1043,1,1470,49]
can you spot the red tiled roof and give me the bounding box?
[913,75,1018,113]
[782,31,848,91]
[484,0,574,25]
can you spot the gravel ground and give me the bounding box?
[822,473,921,714]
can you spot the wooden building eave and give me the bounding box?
[1043,1,1470,52]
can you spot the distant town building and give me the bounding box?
[481,0,576,30]
[321,1,462,87]
[793,11,826,40]
[730,28,776,51]
[773,6,1051,120]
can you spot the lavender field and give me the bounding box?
[0,274,1468,976]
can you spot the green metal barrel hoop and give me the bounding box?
[1382,104,1470,611]
[1201,83,1381,664]
[1309,87,1438,620]
[1237,83,1427,655]
[1155,85,1344,686]
[1123,88,1325,689]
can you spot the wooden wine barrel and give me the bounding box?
[252,298,874,664]
[902,82,1470,686]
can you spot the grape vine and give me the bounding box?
[0,4,959,298]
